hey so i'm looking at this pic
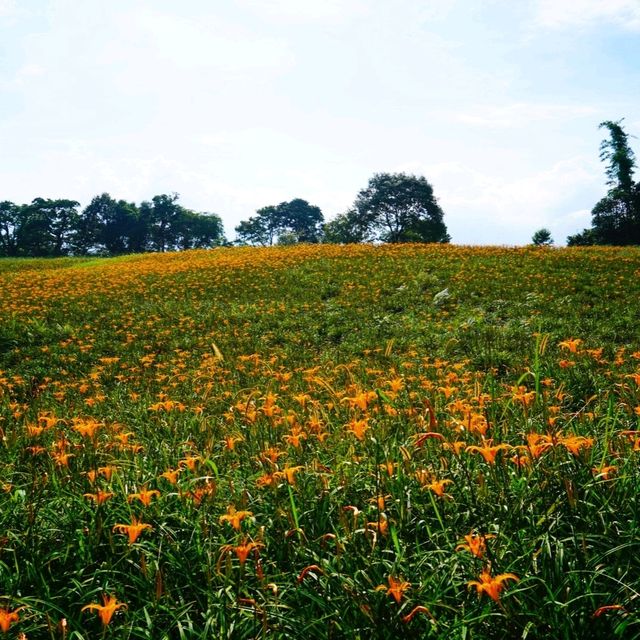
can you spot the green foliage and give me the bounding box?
[531,228,554,246]
[0,200,20,256]
[350,173,450,244]
[568,120,640,246]
[16,198,81,256]
[566,228,597,247]
[235,199,324,246]
[322,208,374,244]
[599,120,636,192]
[0,193,226,257]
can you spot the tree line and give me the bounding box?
[2,120,638,257]
[0,172,449,257]
[234,173,450,246]
[0,193,225,257]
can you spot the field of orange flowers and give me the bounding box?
[0,244,639,639]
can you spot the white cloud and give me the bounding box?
[237,0,368,24]
[124,9,295,72]
[565,208,591,221]
[454,103,598,128]
[0,63,44,91]
[396,156,602,243]
[534,0,640,30]
[0,0,15,18]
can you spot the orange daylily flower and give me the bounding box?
[274,465,305,485]
[456,531,495,559]
[468,568,518,602]
[561,435,594,456]
[376,575,411,604]
[592,465,617,479]
[127,487,161,507]
[223,434,244,450]
[232,539,263,565]
[72,417,102,439]
[255,472,277,488]
[51,451,73,467]
[283,426,307,448]
[367,514,389,536]
[179,455,201,472]
[347,418,370,440]
[259,446,286,464]
[82,594,127,626]
[219,538,264,567]
[558,338,582,353]
[181,479,216,505]
[443,440,467,455]
[341,390,377,411]
[25,424,46,437]
[97,465,117,480]
[219,505,253,530]
[112,516,152,544]
[83,491,114,505]
[425,478,453,497]
[466,441,511,464]
[159,468,180,484]
[0,606,23,633]
[524,433,553,458]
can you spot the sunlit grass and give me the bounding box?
[0,244,639,638]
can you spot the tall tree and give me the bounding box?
[175,210,226,249]
[0,201,21,257]
[76,193,139,255]
[235,214,273,246]
[349,173,449,243]
[599,120,636,193]
[278,199,324,243]
[568,120,640,246]
[16,198,79,256]
[146,193,183,252]
[235,200,323,245]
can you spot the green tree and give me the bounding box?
[235,200,323,245]
[77,193,139,255]
[0,201,21,257]
[600,120,636,192]
[146,193,183,252]
[531,228,553,246]
[568,120,640,246]
[16,198,79,256]
[176,210,226,249]
[323,209,374,244]
[350,173,450,243]
[277,199,324,243]
[235,209,279,246]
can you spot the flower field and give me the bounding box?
[0,244,639,638]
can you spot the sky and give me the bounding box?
[1,0,639,245]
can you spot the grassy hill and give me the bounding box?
[0,245,639,638]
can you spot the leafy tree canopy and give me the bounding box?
[531,228,553,246]
[350,172,450,244]
[235,199,324,246]
[568,120,640,246]
[0,193,225,257]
